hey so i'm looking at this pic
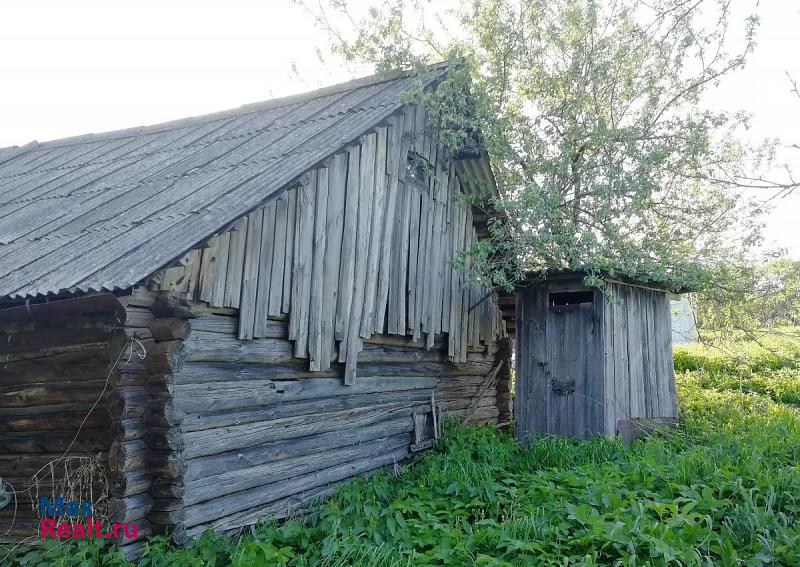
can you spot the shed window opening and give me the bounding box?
[548,290,594,306]
[406,152,431,187]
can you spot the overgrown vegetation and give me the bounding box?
[697,260,800,332]
[4,334,800,566]
[299,0,787,295]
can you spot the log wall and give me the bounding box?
[0,290,176,556]
[0,295,120,542]
[144,305,505,540]
[153,104,507,382]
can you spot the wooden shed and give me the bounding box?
[514,272,678,442]
[0,66,513,555]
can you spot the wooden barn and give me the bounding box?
[0,67,514,554]
[514,271,678,442]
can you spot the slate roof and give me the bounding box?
[0,68,442,299]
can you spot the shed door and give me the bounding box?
[545,290,598,438]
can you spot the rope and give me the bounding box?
[58,337,146,459]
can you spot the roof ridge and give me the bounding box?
[0,65,446,155]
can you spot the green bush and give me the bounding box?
[674,329,800,374]
[4,333,800,566]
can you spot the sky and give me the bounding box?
[0,0,797,256]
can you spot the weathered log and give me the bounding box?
[114,360,150,387]
[178,390,430,432]
[0,326,112,358]
[357,342,447,364]
[442,406,500,423]
[109,493,154,523]
[0,350,109,385]
[0,407,110,432]
[123,307,156,329]
[0,453,104,477]
[190,314,286,337]
[183,445,410,528]
[184,415,412,482]
[145,402,183,429]
[363,333,446,350]
[149,318,191,341]
[142,375,173,397]
[183,332,295,364]
[0,518,39,538]
[183,404,423,459]
[0,431,109,454]
[185,313,237,334]
[438,396,497,412]
[149,479,184,500]
[0,293,121,326]
[436,386,496,398]
[184,434,410,506]
[172,361,339,384]
[151,293,194,319]
[108,386,153,420]
[0,478,107,511]
[170,360,495,387]
[171,374,439,414]
[185,417,409,480]
[120,539,148,562]
[466,349,498,363]
[110,417,148,442]
[109,440,149,472]
[117,287,159,309]
[0,315,111,336]
[144,428,184,452]
[121,328,155,348]
[147,499,185,542]
[144,340,185,375]
[148,507,185,527]
[186,301,237,317]
[111,469,153,498]
[148,498,184,513]
[0,380,110,408]
[436,375,497,389]
[146,450,185,479]
[188,482,337,537]
[357,360,495,377]
[0,341,111,364]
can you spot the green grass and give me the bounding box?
[5,334,800,566]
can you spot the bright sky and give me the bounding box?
[0,0,797,256]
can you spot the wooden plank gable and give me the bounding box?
[152,104,506,382]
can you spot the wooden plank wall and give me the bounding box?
[516,280,677,442]
[150,307,502,539]
[155,105,506,382]
[603,283,677,431]
[514,284,549,443]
